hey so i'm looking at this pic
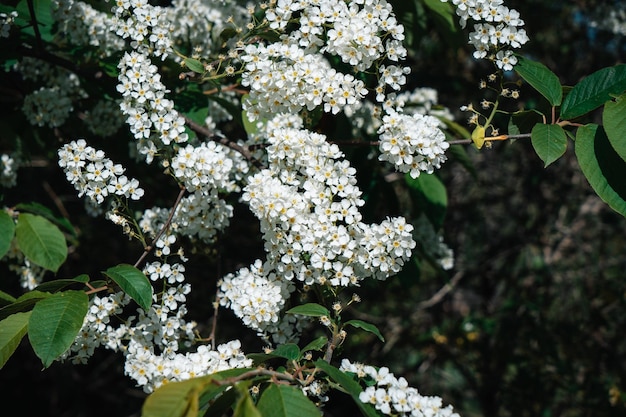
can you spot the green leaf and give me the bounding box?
[422,0,456,32]
[256,384,322,417]
[270,343,300,361]
[300,336,328,354]
[103,264,153,312]
[0,290,16,308]
[575,124,626,217]
[28,290,88,368]
[405,172,447,230]
[0,291,51,321]
[603,92,626,162]
[314,359,379,417]
[184,58,205,74]
[234,387,262,417]
[285,303,330,318]
[15,213,67,273]
[515,55,563,106]
[561,64,626,120]
[16,0,55,42]
[0,209,15,259]
[344,320,385,343]
[0,311,31,369]
[34,275,90,293]
[15,202,75,237]
[530,124,568,167]
[143,377,208,417]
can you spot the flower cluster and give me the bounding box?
[378,108,449,178]
[0,10,17,38]
[83,99,125,137]
[58,139,144,204]
[442,0,529,70]
[117,51,189,161]
[112,0,173,59]
[341,359,460,417]
[0,154,18,188]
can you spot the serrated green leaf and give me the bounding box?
[561,64,626,120]
[603,92,626,162]
[530,124,568,167]
[285,303,330,318]
[271,343,300,361]
[104,264,153,312]
[314,359,379,417]
[344,320,385,342]
[184,58,205,74]
[15,213,67,273]
[575,124,626,217]
[0,291,51,321]
[0,311,31,369]
[300,336,328,354]
[28,290,88,368]
[256,384,321,417]
[515,55,562,106]
[0,209,15,259]
[405,172,447,230]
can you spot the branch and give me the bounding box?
[417,271,464,310]
[448,133,532,146]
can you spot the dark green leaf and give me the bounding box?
[603,92,626,162]
[530,124,568,167]
[575,124,626,217]
[28,290,89,368]
[422,0,456,32]
[104,264,153,312]
[0,291,51,321]
[561,64,626,119]
[184,58,205,74]
[15,202,75,237]
[0,290,16,308]
[256,384,321,417]
[344,320,385,342]
[0,209,15,259]
[15,213,67,272]
[285,303,330,318]
[405,172,447,230]
[314,359,379,417]
[270,343,300,361]
[34,275,90,293]
[0,311,30,369]
[515,55,563,106]
[300,336,328,354]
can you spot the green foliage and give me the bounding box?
[28,290,88,368]
[0,210,15,259]
[602,92,626,161]
[530,123,568,167]
[285,303,330,317]
[0,311,30,369]
[15,213,68,273]
[256,384,322,417]
[515,56,563,106]
[103,264,153,312]
[343,320,385,342]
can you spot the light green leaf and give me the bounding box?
[515,55,563,106]
[344,320,385,342]
[104,264,153,312]
[270,343,300,361]
[15,202,75,237]
[15,213,67,273]
[234,387,262,417]
[0,311,31,369]
[0,290,16,308]
[314,359,379,417]
[300,336,328,354]
[603,92,626,162]
[530,124,568,167]
[0,209,15,259]
[28,290,88,368]
[256,384,322,417]
[184,57,205,74]
[143,376,208,417]
[575,124,626,217]
[285,303,330,318]
[561,64,626,120]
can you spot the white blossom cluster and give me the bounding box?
[0,154,18,188]
[112,0,173,59]
[241,42,369,121]
[52,0,125,55]
[441,0,529,70]
[4,240,46,290]
[378,108,449,178]
[117,51,189,162]
[83,99,125,137]
[58,139,145,204]
[589,3,626,36]
[0,10,18,38]
[340,359,461,417]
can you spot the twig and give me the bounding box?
[448,133,532,146]
[133,186,187,269]
[26,0,43,51]
[417,271,464,310]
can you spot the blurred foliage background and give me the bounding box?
[1,0,626,416]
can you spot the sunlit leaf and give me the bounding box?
[15,213,67,273]
[561,64,626,119]
[256,384,322,417]
[285,303,330,318]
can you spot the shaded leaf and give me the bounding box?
[405,172,447,230]
[28,290,88,368]
[233,387,262,417]
[561,64,626,119]
[0,290,51,321]
[0,311,30,369]
[104,264,153,312]
[0,209,15,259]
[285,303,330,318]
[575,124,626,217]
[344,320,385,342]
[300,336,328,354]
[256,384,321,417]
[270,343,300,361]
[515,55,563,106]
[531,124,568,167]
[603,92,626,162]
[34,275,90,293]
[15,213,67,273]
[15,202,75,237]
[184,58,205,74]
